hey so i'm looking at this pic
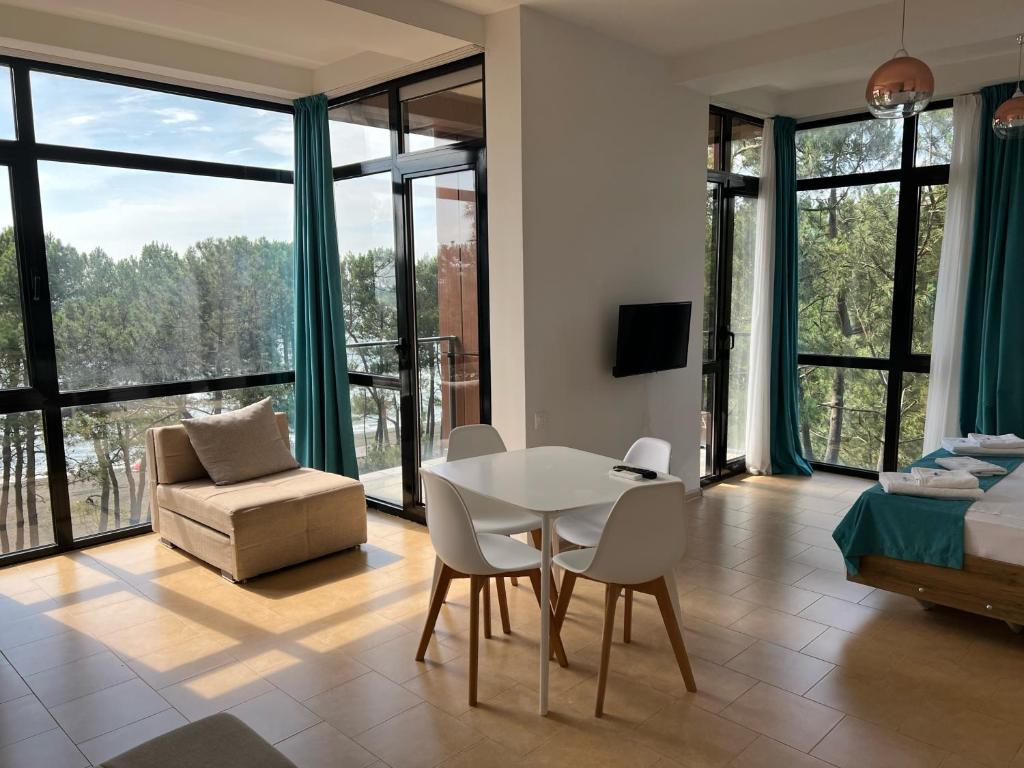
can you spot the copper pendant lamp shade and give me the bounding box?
[866,0,934,118]
[993,35,1024,140]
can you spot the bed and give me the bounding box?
[836,455,1024,631]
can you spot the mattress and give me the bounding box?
[964,462,1024,566]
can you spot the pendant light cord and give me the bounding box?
[1017,34,1023,88]
[900,0,907,50]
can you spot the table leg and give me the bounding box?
[539,515,552,715]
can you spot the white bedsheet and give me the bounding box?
[964,462,1024,566]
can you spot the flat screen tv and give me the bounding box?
[613,301,691,378]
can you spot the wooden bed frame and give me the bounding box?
[850,554,1024,631]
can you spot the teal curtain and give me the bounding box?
[769,117,813,475]
[960,83,1024,437]
[292,94,358,478]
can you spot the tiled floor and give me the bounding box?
[1,471,1023,767]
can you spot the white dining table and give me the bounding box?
[422,445,679,715]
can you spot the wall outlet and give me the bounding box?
[533,411,548,431]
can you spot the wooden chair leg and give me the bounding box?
[416,564,452,661]
[528,528,560,607]
[495,577,512,634]
[552,571,577,637]
[595,583,620,717]
[510,576,518,587]
[623,587,633,644]
[483,578,492,639]
[469,575,482,706]
[652,577,697,693]
[527,571,569,667]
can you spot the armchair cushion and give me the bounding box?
[181,398,298,485]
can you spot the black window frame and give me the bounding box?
[704,105,761,485]
[0,55,297,566]
[328,54,489,521]
[796,100,952,478]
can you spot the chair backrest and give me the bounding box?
[624,437,671,474]
[585,480,687,585]
[447,424,507,462]
[421,471,493,575]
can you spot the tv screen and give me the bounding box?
[613,302,691,378]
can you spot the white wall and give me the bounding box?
[486,7,708,491]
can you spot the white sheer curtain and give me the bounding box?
[922,94,982,453]
[745,118,775,474]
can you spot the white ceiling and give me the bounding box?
[0,0,1021,114]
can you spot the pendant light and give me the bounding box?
[993,34,1024,140]
[865,0,934,118]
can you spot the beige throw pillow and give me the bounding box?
[181,398,298,485]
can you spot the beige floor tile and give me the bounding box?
[804,666,923,726]
[677,561,760,595]
[900,700,1024,767]
[798,595,886,634]
[77,709,188,766]
[276,721,378,768]
[0,614,73,652]
[789,526,840,549]
[355,630,460,684]
[0,728,88,768]
[32,567,119,599]
[799,626,894,675]
[812,716,945,768]
[305,671,420,737]
[520,727,664,768]
[732,580,821,615]
[733,555,817,586]
[3,630,106,678]
[792,546,846,573]
[356,702,482,768]
[226,689,321,744]
[100,613,205,659]
[678,656,758,713]
[678,615,757,665]
[731,735,834,768]
[553,671,674,728]
[0,662,30,704]
[721,682,842,752]
[50,678,168,743]
[0,694,56,748]
[159,660,273,721]
[439,738,523,768]
[26,650,136,708]
[730,607,827,651]
[243,646,371,701]
[634,699,758,767]
[793,569,874,603]
[402,657,519,718]
[679,588,758,626]
[726,641,834,695]
[127,631,240,690]
[459,684,566,756]
[733,534,812,559]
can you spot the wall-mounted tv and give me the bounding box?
[612,301,691,378]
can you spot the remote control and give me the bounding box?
[612,464,658,480]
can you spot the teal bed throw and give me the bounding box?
[833,450,1023,574]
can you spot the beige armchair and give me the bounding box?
[145,413,366,582]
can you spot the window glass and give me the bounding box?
[336,173,398,376]
[798,365,887,470]
[730,118,762,176]
[704,183,719,362]
[329,93,390,168]
[708,113,722,170]
[700,374,713,478]
[39,162,294,390]
[798,184,899,357]
[31,72,293,169]
[797,118,903,179]
[916,108,954,166]
[0,66,14,140]
[63,385,293,539]
[403,81,484,152]
[0,167,28,389]
[912,185,947,354]
[350,383,401,505]
[727,195,757,461]
[0,411,55,554]
[898,372,929,467]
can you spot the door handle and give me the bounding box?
[727,331,736,350]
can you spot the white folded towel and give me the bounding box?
[908,467,979,489]
[879,472,984,500]
[967,433,1024,449]
[941,437,1024,457]
[934,456,1008,476]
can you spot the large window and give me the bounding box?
[0,58,295,561]
[704,108,761,482]
[796,105,952,473]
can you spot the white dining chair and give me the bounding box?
[442,425,556,635]
[554,436,671,642]
[551,480,696,717]
[416,471,568,705]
